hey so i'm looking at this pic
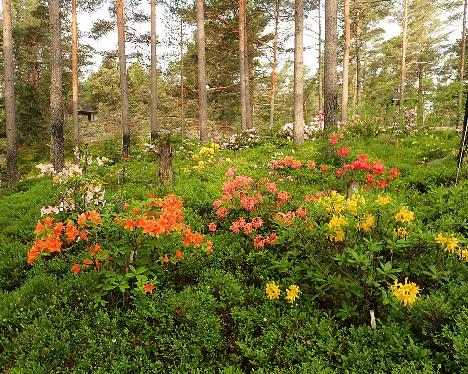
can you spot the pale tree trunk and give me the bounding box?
[49,0,64,171]
[2,0,18,186]
[117,0,130,157]
[355,10,362,106]
[352,67,357,110]
[459,0,467,126]
[196,0,208,143]
[269,0,280,129]
[418,63,425,126]
[244,18,252,129]
[150,0,158,141]
[293,0,304,144]
[239,0,249,129]
[318,0,323,112]
[324,0,338,130]
[71,0,80,157]
[400,0,408,114]
[341,0,350,122]
[180,16,186,138]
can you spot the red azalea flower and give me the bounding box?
[144,283,155,294]
[337,147,350,157]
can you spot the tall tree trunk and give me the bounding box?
[244,16,252,129]
[180,16,186,138]
[341,0,350,122]
[352,66,357,110]
[117,0,130,157]
[418,63,425,126]
[294,0,304,144]
[239,0,248,130]
[459,0,467,126]
[318,0,323,112]
[355,10,362,106]
[2,0,18,186]
[150,0,158,141]
[71,0,80,157]
[269,0,281,129]
[49,0,64,171]
[324,0,338,130]
[196,0,208,143]
[400,0,408,113]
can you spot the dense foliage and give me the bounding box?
[0,130,467,372]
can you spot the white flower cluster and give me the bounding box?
[222,128,261,150]
[36,162,83,184]
[84,182,106,207]
[281,112,324,141]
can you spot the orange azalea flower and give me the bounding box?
[176,250,184,259]
[216,207,229,219]
[79,230,89,242]
[208,222,217,232]
[87,211,101,225]
[65,221,80,243]
[87,243,102,255]
[72,263,81,275]
[77,213,87,226]
[296,206,308,218]
[206,240,213,250]
[162,255,170,264]
[123,219,135,231]
[144,283,155,294]
[83,258,93,266]
[266,233,278,245]
[253,236,265,249]
[27,243,42,265]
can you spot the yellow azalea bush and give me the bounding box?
[435,233,467,262]
[265,282,300,304]
[191,142,222,171]
[390,278,420,306]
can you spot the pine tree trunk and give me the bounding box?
[400,0,408,113]
[269,0,281,129]
[294,0,304,144]
[196,0,209,144]
[49,0,64,171]
[459,0,467,126]
[324,0,338,130]
[244,19,252,129]
[318,0,323,112]
[355,11,362,106]
[117,0,130,157]
[150,0,158,141]
[2,0,18,186]
[180,17,186,138]
[341,0,350,122]
[239,0,248,130]
[157,136,173,186]
[418,63,425,126]
[71,0,80,157]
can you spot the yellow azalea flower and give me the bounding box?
[458,248,468,262]
[376,194,392,206]
[265,281,281,300]
[395,206,414,224]
[328,214,348,230]
[329,230,345,242]
[285,284,301,303]
[444,237,459,253]
[394,227,410,239]
[390,278,420,306]
[358,213,375,232]
[435,233,447,245]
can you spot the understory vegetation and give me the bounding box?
[0,128,467,373]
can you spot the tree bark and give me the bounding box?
[157,136,173,186]
[400,0,408,113]
[2,0,18,186]
[459,0,467,126]
[150,0,158,141]
[239,0,248,130]
[180,16,186,138]
[117,0,130,157]
[196,0,209,144]
[318,0,323,112]
[355,10,362,106]
[324,0,338,130]
[294,0,304,144]
[71,0,80,157]
[244,13,252,129]
[341,0,350,122]
[269,0,281,129]
[49,0,64,171]
[418,63,425,126]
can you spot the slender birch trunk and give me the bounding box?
[459,0,467,126]
[318,0,323,112]
[180,16,186,138]
[400,0,408,113]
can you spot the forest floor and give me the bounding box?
[0,129,467,373]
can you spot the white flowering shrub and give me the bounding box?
[222,128,261,150]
